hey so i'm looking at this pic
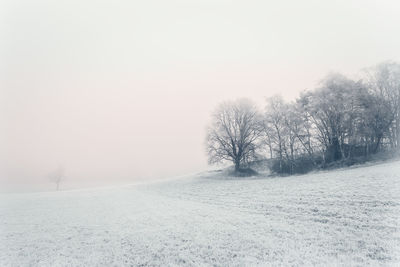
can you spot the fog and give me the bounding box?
[1,0,400,189]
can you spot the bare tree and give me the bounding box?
[206,99,263,173]
[264,95,287,172]
[300,73,360,162]
[48,166,65,191]
[356,84,394,154]
[291,98,317,162]
[364,61,400,149]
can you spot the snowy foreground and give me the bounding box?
[1,161,400,266]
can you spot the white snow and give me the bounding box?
[1,161,400,266]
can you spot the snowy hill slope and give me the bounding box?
[1,161,400,266]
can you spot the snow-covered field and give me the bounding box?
[1,161,400,266]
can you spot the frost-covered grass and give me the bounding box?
[1,161,400,266]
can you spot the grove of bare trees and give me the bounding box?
[206,61,400,175]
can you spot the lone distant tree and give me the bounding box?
[48,166,65,191]
[206,99,263,173]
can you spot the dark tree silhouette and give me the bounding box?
[206,99,263,172]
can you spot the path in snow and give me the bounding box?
[1,161,400,266]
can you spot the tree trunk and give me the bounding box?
[269,144,273,159]
[396,118,400,148]
[332,137,342,161]
[373,135,382,153]
[234,159,240,172]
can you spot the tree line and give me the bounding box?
[206,61,400,175]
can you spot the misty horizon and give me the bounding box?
[2,0,400,190]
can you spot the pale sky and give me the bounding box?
[1,0,400,188]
